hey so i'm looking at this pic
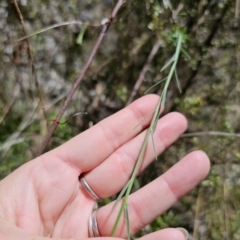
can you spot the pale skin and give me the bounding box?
[0,95,210,240]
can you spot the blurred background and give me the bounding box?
[0,0,240,239]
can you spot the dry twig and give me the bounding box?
[182,131,240,138]
[126,39,162,106]
[12,0,49,129]
[37,0,126,155]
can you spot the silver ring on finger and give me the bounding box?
[89,203,135,239]
[80,176,102,201]
[89,203,101,237]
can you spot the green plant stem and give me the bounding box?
[111,32,183,238]
[111,99,162,237]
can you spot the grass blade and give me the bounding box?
[12,21,85,44]
[175,69,182,93]
[160,54,175,71]
[181,48,190,60]
[125,205,131,240]
[133,111,154,131]
[144,77,167,94]
[150,128,158,161]
[76,22,88,45]
[114,180,131,208]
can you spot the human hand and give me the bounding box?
[0,95,210,240]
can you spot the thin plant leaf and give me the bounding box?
[175,69,182,93]
[160,54,175,72]
[59,112,88,124]
[150,128,158,161]
[50,112,87,125]
[114,180,131,208]
[132,111,155,130]
[111,195,127,236]
[181,48,190,60]
[125,205,131,240]
[76,22,88,45]
[144,77,167,94]
[151,98,163,132]
[10,21,86,44]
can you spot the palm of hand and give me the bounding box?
[0,156,93,239]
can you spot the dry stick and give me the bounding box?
[126,39,162,106]
[234,0,240,27]
[37,0,126,156]
[12,0,49,129]
[181,131,240,138]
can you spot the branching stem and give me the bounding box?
[111,32,184,239]
[37,0,126,156]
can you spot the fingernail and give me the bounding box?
[176,228,189,240]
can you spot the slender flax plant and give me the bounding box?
[111,30,187,239]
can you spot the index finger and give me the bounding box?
[51,94,161,173]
